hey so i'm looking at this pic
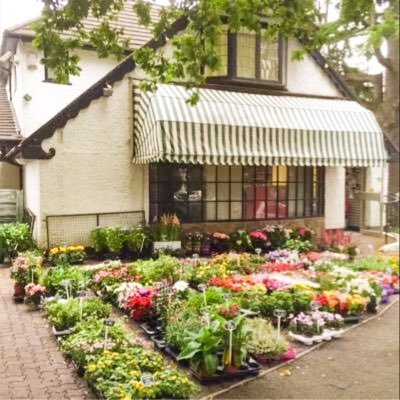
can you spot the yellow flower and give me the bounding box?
[87,364,97,372]
[121,396,131,400]
[49,248,59,255]
[135,382,144,391]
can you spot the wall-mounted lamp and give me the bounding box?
[23,93,32,101]
[103,84,113,97]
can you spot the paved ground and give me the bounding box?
[0,267,93,400]
[217,300,400,400]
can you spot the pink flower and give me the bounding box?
[249,230,268,242]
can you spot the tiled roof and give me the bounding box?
[3,0,162,50]
[0,85,20,140]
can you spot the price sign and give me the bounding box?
[310,301,322,311]
[141,373,155,387]
[273,309,287,318]
[60,279,72,299]
[273,309,286,338]
[197,284,206,292]
[103,319,115,327]
[225,321,237,331]
[103,319,115,351]
[255,248,262,255]
[224,321,236,367]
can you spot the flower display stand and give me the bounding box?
[52,325,73,336]
[289,329,344,346]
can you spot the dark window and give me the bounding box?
[206,27,285,85]
[149,164,324,223]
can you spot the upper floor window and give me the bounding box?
[44,65,70,84]
[206,27,286,87]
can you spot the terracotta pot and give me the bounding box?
[13,283,26,301]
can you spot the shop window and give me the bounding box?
[149,164,324,223]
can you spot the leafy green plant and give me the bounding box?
[131,255,181,284]
[246,318,289,358]
[42,265,88,296]
[285,239,314,253]
[105,227,125,254]
[0,223,33,257]
[45,298,111,331]
[152,213,181,241]
[123,227,149,253]
[60,318,128,367]
[90,228,108,253]
[229,230,253,252]
[48,245,86,265]
[259,291,295,317]
[177,320,223,377]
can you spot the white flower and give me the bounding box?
[173,280,189,292]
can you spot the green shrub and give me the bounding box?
[42,265,88,296]
[0,223,33,257]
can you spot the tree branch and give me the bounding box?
[374,47,393,70]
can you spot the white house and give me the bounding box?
[0,2,388,248]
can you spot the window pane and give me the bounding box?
[243,202,254,220]
[217,202,229,220]
[231,166,242,182]
[260,31,279,81]
[243,184,254,200]
[206,27,228,77]
[255,184,266,200]
[188,202,202,222]
[204,202,216,221]
[236,29,256,79]
[243,166,254,182]
[218,183,230,201]
[231,202,242,219]
[288,200,296,217]
[217,166,229,181]
[255,201,266,219]
[231,183,242,200]
[204,165,216,181]
[255,166,266,182]
[204,183,216,200]
[266,201,277,219]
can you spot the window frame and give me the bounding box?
[206,30,287,89]
[149,164,324,223]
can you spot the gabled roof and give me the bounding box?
[0,85,21,160]
[3,10,357,162]
[1,0,162,52]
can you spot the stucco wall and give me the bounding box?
[286,40,342,97]
[325,167,345,229]
[30,77,145,247]
[0,162,20,189]
[23,160,41,239]
[11,41,119,136]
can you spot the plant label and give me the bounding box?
[273,309,287,318]
[310,301,322,311]
[141,373,155,387]
[225,321,236,331]
[103,319,115,327]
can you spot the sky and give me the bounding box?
[0,0,43,35]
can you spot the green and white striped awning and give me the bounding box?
[133,84,387,167]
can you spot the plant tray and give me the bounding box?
[162,346,190,366]
[153,241,181,252]
[52,325,73,336]
[139,322,162,336]
[191,359,260,384]
[150,334,167,350]
[342,315,362,323]
[289,329,344,345]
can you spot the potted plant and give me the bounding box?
[177,320,223,378]
[152,214,182,253]
[10,251,43,301]
[211,232,230,254]
[246,318,289,364]
[24,283,46,310]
